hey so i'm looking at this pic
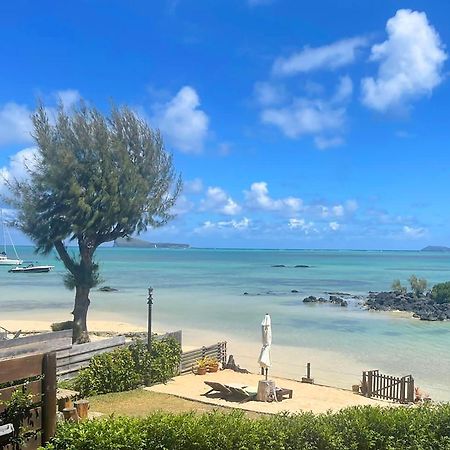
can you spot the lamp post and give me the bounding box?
[147,287,153,353]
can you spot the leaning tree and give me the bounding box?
[7,103,181,343]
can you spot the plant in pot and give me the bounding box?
[206,356,219,373]
[195,358,208,375]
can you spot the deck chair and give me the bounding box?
[203,381,232,397]
[226,385,258,402]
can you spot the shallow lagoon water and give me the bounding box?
[1,246,450,400]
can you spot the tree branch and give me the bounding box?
[54,241,77,274]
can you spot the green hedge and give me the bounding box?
[41,404,450,450]
[431,281,450,304]
[73,337,181,397]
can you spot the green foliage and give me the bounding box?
[41,404,450,450]
[5,101,181,341]
[73,338,181,397]
[431,281,450,304]
[391,279,406,294]
[50,321,73,332]
[0,386,36,447]
[408,275,428,297]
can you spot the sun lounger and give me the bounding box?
[203,381,233,396]
[227,385,258,402]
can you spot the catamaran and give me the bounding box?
[0,210,23,265]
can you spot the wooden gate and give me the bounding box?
[0,352,57,449]
[362,370,414,403]
[180,342,227,375]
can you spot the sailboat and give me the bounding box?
[0,210,23,266]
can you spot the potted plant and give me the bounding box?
[195,358,208,375]
[206,356,219,373]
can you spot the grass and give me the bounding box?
[88,389,261,418]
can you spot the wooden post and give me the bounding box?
[407,376,415,403]
[42,352,57,443]
[74,400,90,420]
[400,377,406,403]
[367,371,373,398]
[62,407,79,422]
[301,362,314,384]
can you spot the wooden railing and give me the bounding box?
[180,342,227,375]
[0,352,57,449]
[362,370,414,403]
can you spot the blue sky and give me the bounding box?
[1,0,450,249]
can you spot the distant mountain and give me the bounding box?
[421,245,450,252]
[114,237,189,249]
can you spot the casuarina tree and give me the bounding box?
[6,102,181,343]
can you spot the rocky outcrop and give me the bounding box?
[98,286,119,292]
[365,291,450,321]
[303,295,348,307]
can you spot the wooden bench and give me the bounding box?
[276,388,293,401]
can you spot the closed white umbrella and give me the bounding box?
[258,313,272,380]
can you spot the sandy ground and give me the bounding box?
[146,369,392,415]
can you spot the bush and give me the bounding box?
[391,279,406,294]
[73,337,181,397]
[431,281,450,304]
[408,275,428,297]
[50,321,74,332]
[41,404,450,450]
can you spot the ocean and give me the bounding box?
[1,246,450,400]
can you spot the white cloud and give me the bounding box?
[0,147,38,196]
[254,82,286,106]
[197,217,251,232]
[329,221,340,231]
[245,182,303,213]
[314,136,345,149]
[288,218,316,234]
[403,225,426,238]
[171,195,194,215]
[0,103,33,147]
[152,86,209,154]
[200,187,241,215]
[184,178,204,194]
[345,199,358,212]
[333,76,353,103]
[262,98,345,139]
[273,37,368,76]
[361,9,447,112]
[55,89,81,110]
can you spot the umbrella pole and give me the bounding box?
[265,368,268,380]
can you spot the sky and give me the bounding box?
[0,0,450,250]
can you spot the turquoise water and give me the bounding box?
[1,246,450,400]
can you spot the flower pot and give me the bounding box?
[197,367,207,375]
[208,365,219,373]
[352,384,360,394]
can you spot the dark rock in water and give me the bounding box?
[99,286,118,292]
[294,265,310,268]
[303,295,346,306]
[365,291,450,321]
[271,264,286,268]
[243,292,249,296]
[291,289,299,293]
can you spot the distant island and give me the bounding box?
[421,246,450,252]
[114,237,190,249]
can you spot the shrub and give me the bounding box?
[431,281,450,304]
[50,321,73,332]
[73,337,181,397]
[40,404,450,450]
[408,275,428,297]
[391,279,406,294]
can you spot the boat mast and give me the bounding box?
[5,226,20,260]
[1,209,6,254]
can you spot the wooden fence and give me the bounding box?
[362,370,414,403]
[180,342,227,375]
[0,352,56,449]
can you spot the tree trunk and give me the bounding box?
[72,286,91,344]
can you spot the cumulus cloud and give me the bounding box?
[200,186,241,215]
[254,82,286,106]
[403,225,426,238]
[329,221,340,231]
[55,89,81,110]
[152,86,209,154]
[288,218,317,234]
[273,37,368,76]
[0,147,38,196]
[245,182,303,213]
[0,103,33,147]
[361,9,447,112]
